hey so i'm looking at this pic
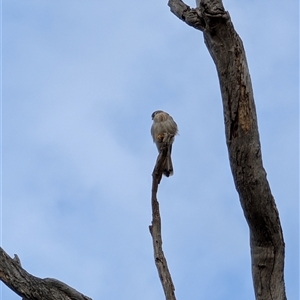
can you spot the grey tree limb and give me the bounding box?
[167,0,286,299]
[0,247,92,300]
[149,133,176,300]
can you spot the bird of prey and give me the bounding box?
[151,110,178,177]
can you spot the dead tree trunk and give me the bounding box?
[167,0,286,299]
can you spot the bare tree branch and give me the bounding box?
[167,0,286,299]
[149,134,176,300]
[0,247,92,300]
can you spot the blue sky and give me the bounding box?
[1,0,299,299]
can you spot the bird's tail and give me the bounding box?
[163,145,173,177]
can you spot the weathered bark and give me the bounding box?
[149,134,176,300]
[167,0,286,299]
[0,247,92,300]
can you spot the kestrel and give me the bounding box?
[151,110,178,177]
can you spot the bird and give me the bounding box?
[151,110,178,177]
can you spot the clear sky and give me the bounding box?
[1,0,299,299]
